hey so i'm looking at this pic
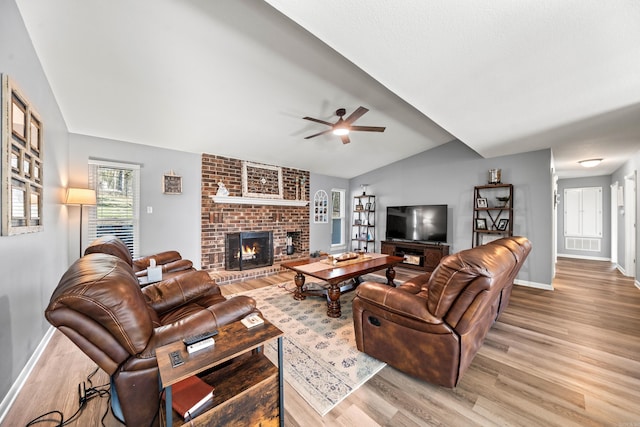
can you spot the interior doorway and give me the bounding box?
[624,172,636,278]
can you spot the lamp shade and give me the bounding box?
[65,188,97,205]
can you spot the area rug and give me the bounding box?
[229,275,388,416]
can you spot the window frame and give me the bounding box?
[331,188,346,249]
[88,159,141,258]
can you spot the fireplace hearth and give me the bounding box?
[225,231,274,271]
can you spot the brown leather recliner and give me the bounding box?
[353,236,531,388]
[84,235,195,281]
[45,252,259,426]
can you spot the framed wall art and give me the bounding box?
[313,190,328,223]
[162,171,182,194]
[1,74,44,235]
[242,161,283,199]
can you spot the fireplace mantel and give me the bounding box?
[210,195,309,206]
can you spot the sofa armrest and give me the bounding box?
[135,259,194,277]
[356,281,442,325]
[132,250,182,271]
[142,270,222,315]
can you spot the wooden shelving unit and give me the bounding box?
[472,183,513,247]
[352,194,376,252]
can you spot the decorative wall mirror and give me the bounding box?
[1,74,44,235]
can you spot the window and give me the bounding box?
[331,189,345,247]
[88,160,140,257]
[1,74,43,235]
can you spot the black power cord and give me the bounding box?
[25,366,114,427]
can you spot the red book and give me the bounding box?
[168,376,215,421]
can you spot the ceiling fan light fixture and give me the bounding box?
[333,127,349,136]
[578,158,603,168]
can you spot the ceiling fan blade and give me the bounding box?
[344,106,369,124]
[340,134,350,144]
[350,125,386,133]
[304,129,333,139]
[303,116,334,126]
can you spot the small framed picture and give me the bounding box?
[476,218,488,230]
[354,219,362,225]
[497,218,509,231]
[365,202,372,211]
[476,197,488,208]
[163,172,182,194]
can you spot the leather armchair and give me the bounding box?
[45,252,259,427]
[353,236,531,388]
[84,235,195,282]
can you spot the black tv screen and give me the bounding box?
[386,204,448,243]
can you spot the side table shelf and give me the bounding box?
[157,320,284,427]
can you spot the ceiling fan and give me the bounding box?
[303,106,386,144]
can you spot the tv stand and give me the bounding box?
[381,240,450,272]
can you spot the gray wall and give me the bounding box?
[0,0,70,405]
[68,134,202,266]
[349,140,554,287]
[611,149,640,280]
[556,176,612,259]
[309,173,349,254]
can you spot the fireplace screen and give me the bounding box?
[225,231,273,271]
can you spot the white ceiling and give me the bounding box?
[15,0,640,179]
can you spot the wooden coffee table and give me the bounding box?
[281,253,404,318]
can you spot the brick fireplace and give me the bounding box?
[201,154,309,273]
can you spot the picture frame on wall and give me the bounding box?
[475,218,488,230]
[163,171,182,194]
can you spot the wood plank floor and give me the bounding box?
[3,259,639,426]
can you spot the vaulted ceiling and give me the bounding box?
[15,0,640,179]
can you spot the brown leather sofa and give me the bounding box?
[45,252,259,426]
[84,235,195,282]
[353,236,531,388]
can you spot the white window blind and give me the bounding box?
[88,160,140,258]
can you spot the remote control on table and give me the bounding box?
[169,350,184,368]
[183,330,218,346]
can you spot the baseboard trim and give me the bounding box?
[514,279,553,291]
[557,254,611,262]
[0,326,55,425]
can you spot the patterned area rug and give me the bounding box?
[230,276,387,416]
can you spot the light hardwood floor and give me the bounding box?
[3,259,639,426]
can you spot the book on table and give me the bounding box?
[167,375,215,421]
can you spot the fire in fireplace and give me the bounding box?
[225,231,273,271]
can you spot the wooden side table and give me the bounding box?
[156,319,284,427]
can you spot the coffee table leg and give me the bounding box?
[327,283,341,318]
[293,273,306,300]
[385,266,397,287]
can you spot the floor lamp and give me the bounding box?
[65,188,97,258]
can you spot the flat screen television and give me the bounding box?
[386,204,448,243]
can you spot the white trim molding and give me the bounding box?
[0,327,55,424]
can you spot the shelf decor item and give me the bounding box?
[476,197,488,208]
[496,196,510,208]
[488,168,502,184]
[476,218,488,230]
[497,219,509,231]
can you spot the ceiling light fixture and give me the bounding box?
[578,158,603,168]
[333,127,349,136]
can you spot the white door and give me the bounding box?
[624,173,636,277]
